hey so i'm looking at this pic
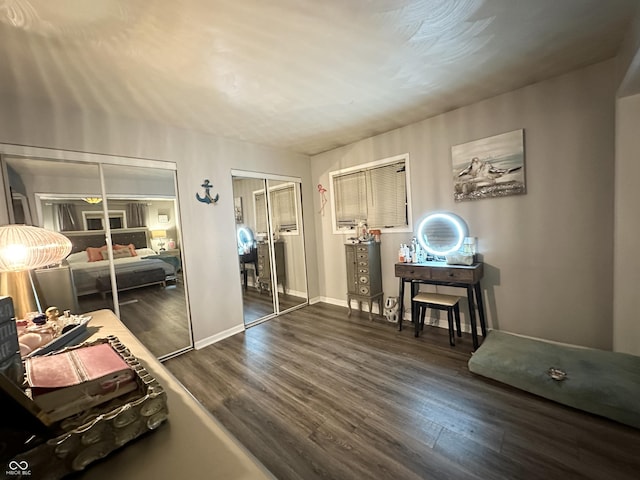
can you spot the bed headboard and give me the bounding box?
[65,230,149,253]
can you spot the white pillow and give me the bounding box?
[136,248,157,257]
[66,251,89,263]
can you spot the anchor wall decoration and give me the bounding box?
[196,179,219,205]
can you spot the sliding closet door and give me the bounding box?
[102,164,192,358]
[1,157,102,316]
[1,154,193,360]
[232,175,276,326]
[232,170,308,328]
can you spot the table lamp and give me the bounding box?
[151,230,167,251]
[0,224,72,319]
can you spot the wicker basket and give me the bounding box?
[11,336,169,479]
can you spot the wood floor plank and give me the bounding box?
[165,302,640,480]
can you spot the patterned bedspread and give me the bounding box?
[70,257,176,296]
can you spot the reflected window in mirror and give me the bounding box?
[83,210,125,230]
[253,189,267,237]
[253,183,299,236]
[269,183,298,234]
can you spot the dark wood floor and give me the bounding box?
[242,286,307,325]
[78,275,191,358]
[165,303,640,480]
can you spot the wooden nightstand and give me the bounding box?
[157,248,180,258]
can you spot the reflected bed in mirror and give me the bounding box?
[1,152,192,360]
[63,230,178,297]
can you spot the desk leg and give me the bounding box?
[398,278,405,331]
[467,286,479,350]
[474,283,487,337]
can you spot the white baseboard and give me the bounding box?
[316,296,384,314]
[194,323,245,350]
[313,296,478,334]
[285,288,306,298]
[309,296,323,305]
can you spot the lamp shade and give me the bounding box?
[0,224,72,272]
[151,230,167,239]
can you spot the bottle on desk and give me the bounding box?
[398,244,406,263]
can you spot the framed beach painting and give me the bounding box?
[452,129,526,202]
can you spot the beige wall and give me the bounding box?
[613,93,640,355]
[311,60,617,349]
[0,100,319,348]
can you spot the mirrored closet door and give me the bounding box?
[232,171,308,327]
[1,152,193,360]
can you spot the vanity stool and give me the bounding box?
[412,292,462,345]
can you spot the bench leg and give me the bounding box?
[414,304,422,337]
[454,303,462,337]
[447,308,455,346]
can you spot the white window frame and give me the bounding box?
[329,153,412,234]
[268,182,299,236]
[253,188,268,236]
[253,183,299,236]
[82,210,126,231]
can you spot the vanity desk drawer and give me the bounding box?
[395,264,431,281]
[430,267,475,283]
[395,262,483,284]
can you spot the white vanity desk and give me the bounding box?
[77,309,273,480]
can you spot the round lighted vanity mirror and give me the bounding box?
[417,212,467,256]
[237,226,254,252]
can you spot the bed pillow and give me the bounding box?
[66,251,89,264]
[114,243,137,257]
[136,248,157,257]
[102,248,132,260]
[86,246,107,262]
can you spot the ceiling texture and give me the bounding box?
[0,0,638,156]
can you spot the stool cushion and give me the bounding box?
[413,292,461,307]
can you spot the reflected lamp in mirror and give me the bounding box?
[237,226,254,254]
[151,229,167,251]
[416,212,467,257]
[0,224,72,318]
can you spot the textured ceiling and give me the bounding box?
[0,0,637,155]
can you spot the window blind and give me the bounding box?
[331,159,407,230]
[270,184,297,232]
[333,171,367,228]
[367,162,406,228]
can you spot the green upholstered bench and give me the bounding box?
[468,330,640,429]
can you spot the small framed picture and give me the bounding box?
[158,214,169,223]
